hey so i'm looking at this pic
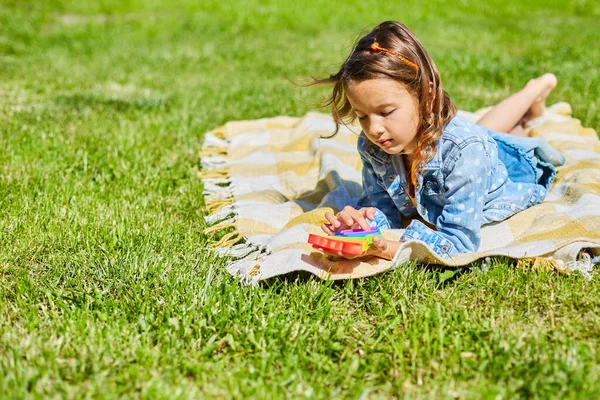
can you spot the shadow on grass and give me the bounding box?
[259,262,479,291]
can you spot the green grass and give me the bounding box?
[1,0,600,398]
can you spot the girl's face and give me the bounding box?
[346,78,420,155]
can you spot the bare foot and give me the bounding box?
[520,73,558,126]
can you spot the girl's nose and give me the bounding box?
[369,120,385,136]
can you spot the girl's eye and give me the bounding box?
[357,115,367,121]
[381,109,395,117]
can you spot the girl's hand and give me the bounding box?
[321,206,376,234]
[312,235,401,261]
[368,235,401,260]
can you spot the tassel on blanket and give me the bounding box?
[226,254,266,286]
[204,221,236,235]
[203,184,232,199]
[206,197,235,213]
[204,210,234,225]
[202,178,230,186]
[518,253,595,279]
[215,243,261,258]
[203,132,229,145]
[201,157,228,169]
[210,127,227,140]
[197,168,228,179]
[199,147,228,157]
[564,252,594,279]
[516,257,566,274]
[210,231,243,249]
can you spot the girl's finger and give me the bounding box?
[359,220,371,231]
[351,210,371,231]
[321,223,335,234]
[342,207,370,231]
[324,211,341,228]
[372,235,387,250]
[337,211,355,228]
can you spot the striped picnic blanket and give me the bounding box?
[199,103,600,284]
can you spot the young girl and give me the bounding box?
[312,21,565,260]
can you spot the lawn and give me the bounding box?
[1,0,600,398]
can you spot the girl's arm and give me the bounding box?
[315,154,404,260]
[401,140,488,257]
[355,152,403,228]
[321,152,402,233]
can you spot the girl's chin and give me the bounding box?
[382,145,406,155]
[375,140,414,155]
[385,143,416,155]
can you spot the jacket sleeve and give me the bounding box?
[355,153,402,229]
[401,140,488,258]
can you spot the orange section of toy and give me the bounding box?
[307,234,368,255]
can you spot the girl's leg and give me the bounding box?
[476,73,557,137]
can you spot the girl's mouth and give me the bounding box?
[379,139,392,147]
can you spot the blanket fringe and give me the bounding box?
[204,221,236,235]
[215,243,259,258]
[205,210,234,225]
[201,156,228,169]
[516,257,564,273]
[517,253,595,279]
[202,182,232,198]
[226,254,266,286]
[563,252,593,279]
[211,231,243,249]
[197,169,228,179]
[202,178,230,185]
[202,132,229,147]
[199,146,228,157]
[210,128,227,140]
[206,197,235,213]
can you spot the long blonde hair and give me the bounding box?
[312,21,456,192]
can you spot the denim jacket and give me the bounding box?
[357,115,565,258]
